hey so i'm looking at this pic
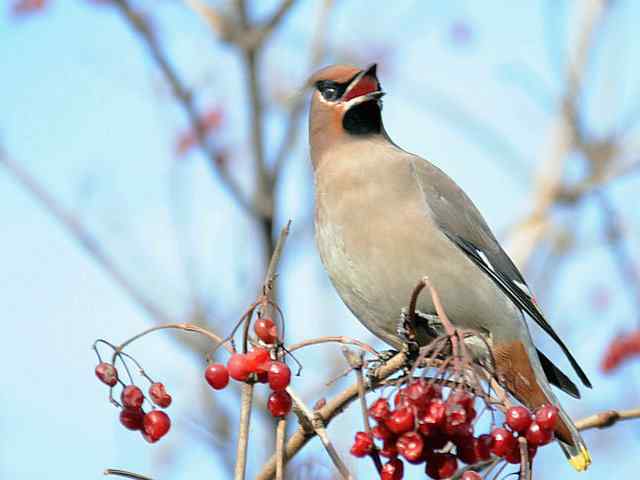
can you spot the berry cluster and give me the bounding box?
[204,317,293,417]
[350,379,559,479]
[601,330,640,373]
[95,360,172,443]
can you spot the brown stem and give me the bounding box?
[342,348,382,473]
[115,323,231,353]
[275,418,287,480]
[285,388,353,480]
[576,407,640,431]
[287,336,378,355]
[235,383,254,480]
[518,437,531,480]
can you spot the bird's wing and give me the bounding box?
[537,349,581,399]
[410,156,592,388]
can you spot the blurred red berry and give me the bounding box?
[245,348,270,373]
[254,318,278,344]
[380,439,399,458]
[444,403,468,435]
[381,458,404,480]
[267,361,291,390]
[372,423,395,441]
[175,107,223,156]
[12,0,46,16]
[119,407,144,431]
[148,383,172,408]
[534,404,559,431]
[526,422,554,446]
[461,472,482,480]
[448,389,474,416]
[349,431,374,458]
[227,353,251,382]
[506,406,532,433]
[423,399,446,428]
[121,385,144,409]
[601,330,640,373]
[95,362,118,387]
[267,390,292,417]
[143,410,171,442]
[396,431,424,463]
[424,432,448,450]
[475,434,492,461]
[385,407,415,435]
[369,398,392,421]
[205,363,230,390]
[425,452,457,479]
[490,427,516,457]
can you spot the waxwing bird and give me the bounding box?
[307,64,592,471]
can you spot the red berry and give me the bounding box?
[245,348,270,373]
[396,432,424,463]
[385,407,415,435]
[475,434,492,461]
[255,318,278,344]
[424,432,448,450]
[381,458,404,480]
[349,431,374,458]
[227,353,251,382]
[422,399,446,428]
[380,439,399,458]
[119,407,144,430]
[490,427,517,457]
[148,383,172,408]
[526,422,554,446]
[534,404,559,431]
[405,379,431,409]
[461,472,482,480]
[267,390,292,417]
[205,363,230,390]
[267,361,291,390]
[506,406,533,433]
[425,452,457,479]
[143,410,171,442]
[121,385,144,409]
[444,403,468,435]
[256,370,269,383]
[394,387,412,409]
[369,398,392,421]
[372,423,395,442]
[95,362,118,386]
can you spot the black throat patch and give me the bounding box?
[342,100,382,135]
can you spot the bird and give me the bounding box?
[307,63,592,471]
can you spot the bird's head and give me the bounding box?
[308,64,385,156]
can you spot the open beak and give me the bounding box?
[342,63,384,103]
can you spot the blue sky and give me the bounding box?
[1,1,640,478]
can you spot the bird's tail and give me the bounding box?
[492,338,591,472]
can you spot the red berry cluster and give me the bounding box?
[350,379,559,479]
[204,317,293,417]
[95,361,172,443]
[601,330,640,373]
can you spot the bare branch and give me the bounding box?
[235,383,255,480]
[112,0,262,218]
[576,407,640,432]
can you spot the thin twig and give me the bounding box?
[115,323,231,353]
[518,437,531,480]
[285,387,353,480]
[342,348,382,473]
[275,418,287,480]
[287,336,378,355]
[112,0,261,218]
[235,382,255,480]
[576,407,640,431]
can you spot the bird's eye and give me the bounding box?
[321,86,339,101]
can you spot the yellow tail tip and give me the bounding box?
[569,445,591,472]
